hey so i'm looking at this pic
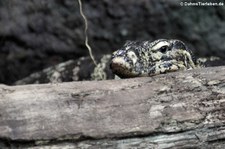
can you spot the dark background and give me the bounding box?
[0,0,225,84]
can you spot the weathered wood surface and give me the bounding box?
[1,66,225,148]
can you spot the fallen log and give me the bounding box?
[1,66,225,148]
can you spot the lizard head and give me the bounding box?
[110,39,196,78]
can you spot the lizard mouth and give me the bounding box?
[110,57,138,78]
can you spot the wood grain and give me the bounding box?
[1,66,225,148]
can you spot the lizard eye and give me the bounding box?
[159,46,169,53]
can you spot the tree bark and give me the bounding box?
[1,66,225,148]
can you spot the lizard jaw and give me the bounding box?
[110,57,138,78]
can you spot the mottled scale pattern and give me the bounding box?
[110,39,198,78]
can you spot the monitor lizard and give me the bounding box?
[17,39,222,84]
[110,39,201,78]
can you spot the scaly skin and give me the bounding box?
[110,39,198,78]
